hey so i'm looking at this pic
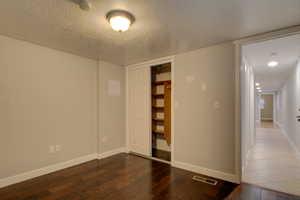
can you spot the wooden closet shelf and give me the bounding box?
[153,130,165,135]
[152,93,164,98]
[152,118,164,121]
[152,80,171,85]
[152,105,164,109]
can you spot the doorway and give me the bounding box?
[151,63,172,162]
[259,93,274,122]
[127,58,174,163]
[240,33,300,196]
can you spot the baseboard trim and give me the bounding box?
[277,124,300,158]
[0,153,98,188]
[98,147,127,159]
[172,161,240,184]
[242,147,254,174]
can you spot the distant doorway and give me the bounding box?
[259,94,274,122]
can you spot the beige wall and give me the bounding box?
[261,94,273,120]
[0,35,98,179]
[174,43,236,174]
[98,61,126,153]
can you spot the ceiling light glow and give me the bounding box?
[106,10,135,32]
[256,87,261,90]
[267,61,278,68]
[255,83,260,86]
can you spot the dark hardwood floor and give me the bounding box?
[0,153,237,200]
[227,183,300,200]
[1,153,299,200]
[152,148,171,161]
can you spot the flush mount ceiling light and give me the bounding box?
[255,83,260,86]
[256,87,261,90]
[267,52,279,68]
[106,10,135,32]
[268,61,279,67]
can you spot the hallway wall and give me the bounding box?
[241,58,256,171]
[278,59,300,154]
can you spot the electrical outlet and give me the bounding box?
[49,145,55,153]
[55,145,61,152]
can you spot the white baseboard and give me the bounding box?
[172,161,240,184]
[0,153,98,188]
[98,147,127,159]
[277,124,300,158]
[242,147,253,174]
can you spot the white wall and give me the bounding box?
[98,61,126,154]
[278,59,300,154]
[0,35,98,179]
[241,58,256,172]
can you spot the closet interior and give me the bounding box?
[151,63,172,161]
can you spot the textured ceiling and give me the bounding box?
[243,34,300,91]
[0,0,300,65]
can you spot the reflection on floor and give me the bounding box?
[152,148,171,161]
[228,183,300,200]
[243,121,300,196]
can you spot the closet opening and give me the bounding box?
[151,62,172,162]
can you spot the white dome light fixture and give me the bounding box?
[106,10,135,32]
[268,61,279,68]
[267,53,279,68]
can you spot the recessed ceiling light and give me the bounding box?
[106,10,135,32]
[255,83,260,86]
[268,61,279,67]
[256,87,261,90]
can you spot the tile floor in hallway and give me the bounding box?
[243,121,300,196]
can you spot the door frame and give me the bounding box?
[234,25,300,183]
[126,56,175,163]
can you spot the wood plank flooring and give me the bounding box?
[1,153,299,199]
[0,153,236,200]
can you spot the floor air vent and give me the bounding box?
[192,175,218,185]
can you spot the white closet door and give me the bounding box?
[128,66,151,156]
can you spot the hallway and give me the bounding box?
[243,121,300,196]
